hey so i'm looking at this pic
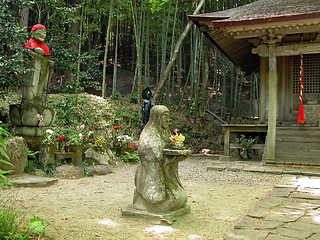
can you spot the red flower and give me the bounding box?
[113,125,120,130]
[173,129,179,134]
[129,142,136,149]
[58,136,66,142]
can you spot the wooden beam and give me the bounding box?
[224,19,320,39]
[228,25,320,39]
[252,41,320,57]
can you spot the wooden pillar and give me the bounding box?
[265,45,277,162]
[223,127,230,156]
[259,57,267,123]
[279,56,286,121]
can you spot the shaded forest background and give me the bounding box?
[0,0,259,151]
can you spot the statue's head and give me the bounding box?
[31,24,47,42]
[142,87,152,100]
[149,105,170,130]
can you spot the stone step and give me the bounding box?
[8,175,58,187]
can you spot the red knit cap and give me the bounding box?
[31,24,46,32]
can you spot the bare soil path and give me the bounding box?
[2,157,283,240]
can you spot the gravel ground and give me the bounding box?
[1,157,283,240]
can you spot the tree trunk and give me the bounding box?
[19,4,29,28]
[144,9,150,87]
[65,0,81,82]
[112,16,119,96]
[131,0,145,105]
[153,0,206,104]
[102,0,115,98]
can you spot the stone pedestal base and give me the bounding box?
[121,204,190,225]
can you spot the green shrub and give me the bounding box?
[120,151,140,164]
[0,205,51,239]
[0,208,26,240]
[0,123,13,187]
[0,197,52,239]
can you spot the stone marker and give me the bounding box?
[0,136,28,174]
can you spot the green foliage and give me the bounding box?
[149,0,169,13]
[44,93,139,149]
[27,149,38,162]
[130,91,139,104]
[0,199,52,239]
[27,216,51,237]
[0,0,30,90]
[50,46,102,94]
[121,151,140,164]
[0,123,13,186]
[0,209,25,240]
[80,160,90,176]
[24,149,40,174]
[51,94,112,144]
[42,162,58,176]
[236,134,256,159]
[112,90,121,100]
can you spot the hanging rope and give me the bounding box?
[297,34,305,124]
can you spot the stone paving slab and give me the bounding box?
[270,226,314,239]
[234,216,260,230]
[207,164,231,171]
[282,168,302,175]
[228,164,246,172]
[284,221,320,233]
[242,165,266,173]
[291,192,320,201]
[256,220,283,230]
[269,188,293,198]
[265,233,297,240]
[301,169,320,177]
[206,159,320,177]
[264,167,284,175]
[282,199,319,210]
[215,160,320,240]
[224,229,270,240]
[264,208,304,222]
[309,234,320,240]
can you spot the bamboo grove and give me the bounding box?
[1,0,258,122]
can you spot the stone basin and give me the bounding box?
[163,149,192,156]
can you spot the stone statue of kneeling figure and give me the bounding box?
[121,105,191,224]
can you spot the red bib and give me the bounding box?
[23,38,50,56]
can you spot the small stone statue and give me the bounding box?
[22,24,54,105]
[122,105,191,224]
[9,24,55,137]
[141,87,153,131]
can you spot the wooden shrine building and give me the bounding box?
[189,0,320,165]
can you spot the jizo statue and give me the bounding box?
[9,24,55,137]
[22,24,54,105]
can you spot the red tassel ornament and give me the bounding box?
[297,35,305,124]
[297,104,305,124]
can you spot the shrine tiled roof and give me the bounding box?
[189,0,320,73]
[192,0,320,26]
